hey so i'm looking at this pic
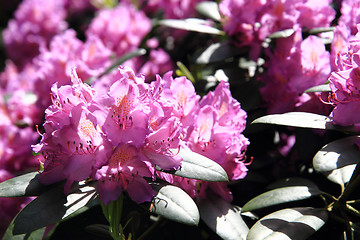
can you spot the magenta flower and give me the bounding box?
[331,24,352,71]
[161,81,250,201]
[338,0,360,35]
[328,31,360,126]
[140,0,205,19]
[219,0,335,59]
[95,143,154,204]
[2,0,68,68]
[32,29,112,109]
[86,3,151,57]
[33,69,106,192]
[34,65,250,205]
[35,66,185,204]
[260,29,331,114]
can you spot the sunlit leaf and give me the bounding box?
[157,148,229,182]
[158,18,224,35]
[251,112,358,132]
[242,185,321,213]
[308,26,335,34]
[247,207,328,240]
[196,1,221,21]
[194,42,244,64]
[268,29,295,39]
[313,136,360,185]
[305,84,331,93]
[0,172,48,197]
[197,194,249,240]
[150,184,200,226]
[176,61,195,83]
[13,181,97,235]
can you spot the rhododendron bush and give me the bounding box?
[2,0,360,239]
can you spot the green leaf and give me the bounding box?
[86,48,146,84]
[304,84,331,93]
[176,61,195,83]
[158,18,224,35]
[12,181,97,235]
[242,185,321,213]
[197,194,249,240]
[251,112,345,131]
[267,29,295,39]
[3,219,46,240]
[0,172,49,197]
[247,207,328,240]
[150,184,200,226]
[193,42,244,64]
[313,136,360,185]
[157,148,229,182]
[196,1,221,21]
[308,26,335,34]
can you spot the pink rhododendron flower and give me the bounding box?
[140,0,205,19]
[328,27,360,127]
[219,0,335,59]
[86,3,151,57]
[34,65,250,204]
[338,0,360,35]
[2,0,68,68]
[331,24,352,71]
[260,28,331,114]
[34,66,184,204]
[32,29,112,109]
[158,81,249,201]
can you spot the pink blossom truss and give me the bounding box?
[260,27,331,114]
[219,0,335,59]
[86,3,151,57]
[2,0,68,68]
[33,65,250,204]
[328,25,360,127]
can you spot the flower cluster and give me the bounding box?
[159,81,250,201]
[260,27,331,114]
[33,66,249,204]
[328,25,360,127]
[2,0,68,68]
[219,0,335,59]
[140,0,205,19]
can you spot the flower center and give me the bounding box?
[108,144,135,168]
[78,117,97,140]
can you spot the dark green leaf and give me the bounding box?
[313,136,360,185]
[13,181,97,234]
[150,184,200,226]
[196,1,221,21]
[158,18,224,35]
[247,207,328,240]
[194,42,245,64]
[197,194,249,240]
[3,219,46,240]
[242,185,321,213]
[0,172,48,197]
[157,148,229,182]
